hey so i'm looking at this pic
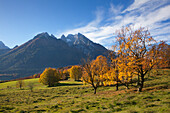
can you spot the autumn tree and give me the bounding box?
[104,53,134,90]
[91,55,109,86]
[156,41,170,68]
[113,26,165,92]
[33,73,41,78]
[58,69,69,80]
[16,80,24,89]
[118,53,135,89]
[39,68,60,87]
[82,55,108,94]
[103,68,120,90]
[70,65,82,81]
[62,69,69,80]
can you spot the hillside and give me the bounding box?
[0,48,11,56]
[0,33,108,80]
[0,69,169,112]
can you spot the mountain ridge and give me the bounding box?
[0,32,108,80]
[0,41,9,49]
[61,33,108,58]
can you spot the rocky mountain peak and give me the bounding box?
[33,32,50,39]
[60,33,108,57]
[61,34,66,39]
[50,34,56,39]
[0,41,9,49]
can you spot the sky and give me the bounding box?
[0,0,170,49]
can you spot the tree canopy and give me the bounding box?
[70,65,82,81]
[39,68,60,87]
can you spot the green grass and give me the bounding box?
[0,69,170,113]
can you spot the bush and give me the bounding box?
[39,68,60,87]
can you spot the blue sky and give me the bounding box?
[0,0,170,48]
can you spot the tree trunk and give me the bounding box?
[101,81,104,86]
[137,75,140,86]
[138,75,144,92]
[116,81,118,91]
[126,83,129,89]
[116,70,119,91]
[94,87,97,94]
[130,76,133,84]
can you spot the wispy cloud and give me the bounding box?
[109,3,123,18]
[58,0,170,48]
[122,0,150,13]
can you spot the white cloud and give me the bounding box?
[58,0,170,47]
[154,35,170,43]
[122,0,150,13]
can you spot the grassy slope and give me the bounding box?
[0,69,169,113]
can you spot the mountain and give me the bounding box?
[61,33,108,59]
[0,32,108,80]
[0,49,11,56]
[0,41,10,56]
[0,41,9,49]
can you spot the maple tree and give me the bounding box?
[113,26,166,92]
[39,68,60,87]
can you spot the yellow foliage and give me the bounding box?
[39,68,60,87]
[82,55,109,86]
[112,26,167,91]
[70,65,82,81]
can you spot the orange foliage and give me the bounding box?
[112,26,167,92]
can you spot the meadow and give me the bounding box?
[0,69,169,113]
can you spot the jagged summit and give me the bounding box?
[33,32,52,39]
[0,41,9,49]
[61,34,66,39]
[61,33,91,45]
[50,34,57,38]
[60,33,108,57]
[33,32,57,40]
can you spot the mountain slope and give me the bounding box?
[0,32,108,80]
[0,33,85,80]
[0,48,11,56]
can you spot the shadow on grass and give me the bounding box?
[55,82,83,87]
